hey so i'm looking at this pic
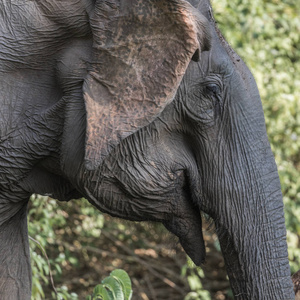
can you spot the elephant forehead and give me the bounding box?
[199,41,233,76]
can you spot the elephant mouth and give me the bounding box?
[113,172,206,265]
[86,135,206,265]
[114,166,206,266]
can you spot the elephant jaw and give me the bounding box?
[83,152,206,266]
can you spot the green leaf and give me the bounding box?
[102,277,124,300]
[110,269,132,300]
[92,284,112,300]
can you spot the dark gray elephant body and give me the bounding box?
[0,0,295,299]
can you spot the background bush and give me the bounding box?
[28,0,300,299]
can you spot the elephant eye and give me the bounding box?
[204,83,223,117]
[205,84,220,96]
[183,80,223,126]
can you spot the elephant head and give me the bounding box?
[0,0,295,299]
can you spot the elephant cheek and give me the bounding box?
[163,202,205,266]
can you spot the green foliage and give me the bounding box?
[29,195,76,300]
[52,286,79,300]
[182,259,211,300]
[28,195,105,299]
[86,270,133,300]
[29,198,132,300]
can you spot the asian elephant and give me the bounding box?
[0,0,295,299]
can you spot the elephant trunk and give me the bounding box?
[193,33,296,297]
[218,202,293,298]
[212,147,294,298]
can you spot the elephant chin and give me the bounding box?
[163,203,205,266]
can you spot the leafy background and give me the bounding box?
[28,0,300,299]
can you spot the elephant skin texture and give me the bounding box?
[0,0,295,299]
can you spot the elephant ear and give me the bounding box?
[84,0,211,170]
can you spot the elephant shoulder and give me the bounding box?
[0,0,92,70]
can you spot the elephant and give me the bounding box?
[0,0,295,299]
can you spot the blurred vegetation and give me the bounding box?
[28,0,299,299]
[86,269,132,300]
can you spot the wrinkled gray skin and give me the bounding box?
[0,0,295,299]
